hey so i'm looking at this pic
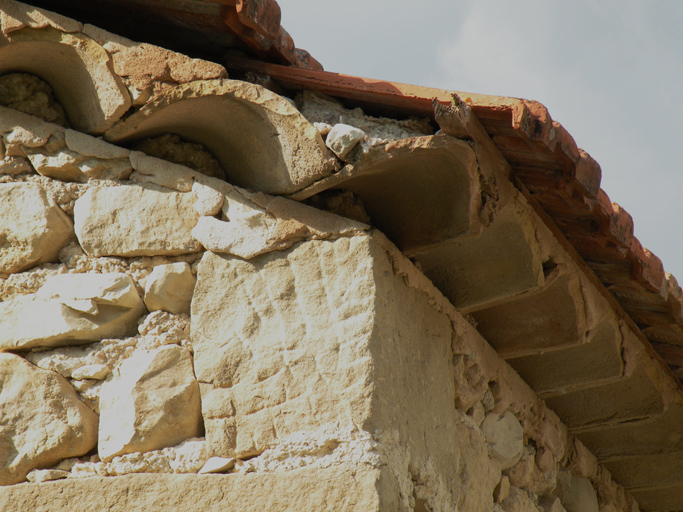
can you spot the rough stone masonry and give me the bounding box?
[0,1,664,511]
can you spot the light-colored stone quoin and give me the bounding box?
[98,345,202,461]
[143,262,196,315]
[74,183,201,257]
[0,272,145,351]
[0,182,74,274]
[0,353,98,486]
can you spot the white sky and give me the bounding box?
[282,1,683,279]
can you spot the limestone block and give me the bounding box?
[26,469,68,483]
[553,470,599,512]
[191,237,379,457]
[0,353,98,486]
[105,79,336,194]
[0,467,384,512]
[325,123,365,160]
[143,262,196,315]
[74,183,201,257]
[98,345,202,461]
[82,24,228,95]
[0,0,82,38]
[481,411,524,470]
[0,182,74,274]
[192,190,368,259]
[25,128,132,182]
[291,136,481,254]
[499,487,542,512]
[192,181,224,216]
[0,26,131,133]
[0,272,145,351]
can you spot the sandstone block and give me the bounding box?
[0,182,74,274]
[74,183,201,257]
[143,262,196,315]
[325,123,365,160]
[0,353,98,485]
[192,189,367,259]
[481,411,524,470]
[98,345,202,461]
[0,272,145,351]
[191,237,378,457]
[197,457,235,475]
[70,363,111,380]
[26,469,69,483]
[499,487,542,512]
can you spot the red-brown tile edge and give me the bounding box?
[628,238,666,294]
[214,0,321,69]
[236,0,282,41]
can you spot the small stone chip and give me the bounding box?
[26,469,70,483]
[198,457,235,475]
[325,123,365,160]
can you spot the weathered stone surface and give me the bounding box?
[74,183,201,257]
[70,363,111,380]
[0,182,73,274]
[105,79,336,194]
[553,470,599,512]
[143,262,196,315]
[0,467,383,512]
[23,128,132,182]
[192,181,224,216]
[98,345,202,461]
[325,123,365,160]
[0,272,144,351]
[499,486,541,512]
[1,26,131,133]
[82,24,227,98]
[192,232,485,511]
[539,496,567,512]
[481,411,524,470]
[192,189,368,259]
[191,237,378,457]
[26,469,69,483]
[0,353,98,486]
[0,72,68,125]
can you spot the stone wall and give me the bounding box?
[0,1,648,511]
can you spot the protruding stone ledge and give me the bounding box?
[0,466,384,512]
[104,79,336,195]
